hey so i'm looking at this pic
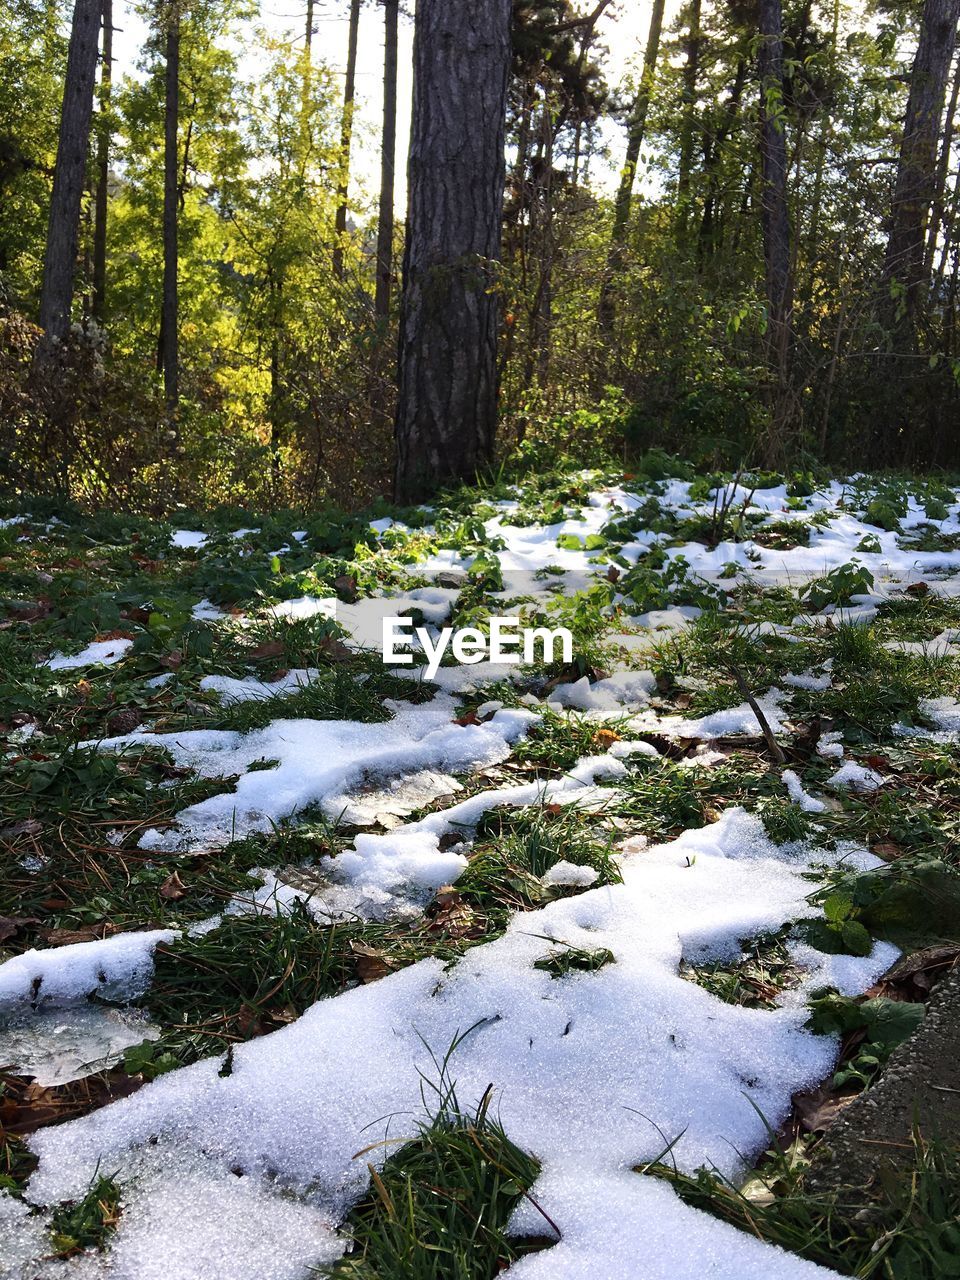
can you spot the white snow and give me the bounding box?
[0,930,174,1008]
[44,637,134,670]
[171,529,208,549]
[26,810,858,1280]
[782,770,826,814]
[87,696,538,851]
[826,762,886,792]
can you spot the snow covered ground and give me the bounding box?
[2,467,959,1278]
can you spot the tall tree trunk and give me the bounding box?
[882,0,960,326]
[926,49,960,280]
[91,0,112,322]
[675,0,702,234]
[374,0,398,320]
[158,5,179,416]
[393,0,511,502]
[38,0,101,342]
[597,0,665,333]
[758,0,794,461]
[332,0,361,282]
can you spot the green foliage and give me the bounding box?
[329,1084,547,1279]
[646,1130,960,1279]
[806,991,924,1090]
[533,945,616,978]
[49,1173,122,1257]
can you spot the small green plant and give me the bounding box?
[806,990,924,1090]
[329,1075,550,1278]
[533,945,615,978]
[645,1128,960,1279]
[799,562,875,612]
[49,1172,122,1257]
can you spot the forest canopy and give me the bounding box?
[1,0,959,510]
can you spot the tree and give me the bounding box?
[38,0,101,341]
[394,0,512,502]
[882,0,960,327]
[597,0,665,333]
[92,0,112,321]
[374,0,398,320]
[758,0,793,460]
[332,0,360,282]
[157,0,180,415]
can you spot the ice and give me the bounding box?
[267,595,335,621]
[192,598,226,621]
[0,1004,159,1085]
[0,930,174,1008]
[0,1193,48,1279]
[628,688,792,740]
[334,768,462,827]
[44,638,133,670]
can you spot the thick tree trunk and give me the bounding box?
[332,0,361,282]
[925,50,960,280]
[758,0,794,461]
[39,0,101,341]
[158,6,179,415]
[882,0,960,324]
[91,0,112,322]
[597,0,665,333]
[393,0,511,502]
[374,0,398,320]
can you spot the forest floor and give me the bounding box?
[0,459,959,1279]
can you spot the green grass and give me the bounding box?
[533,944,616,978]
[644,1129,960,1279]
[681,930,797,1008]
[328,1084,550,1279]
[49,1171,122,1257]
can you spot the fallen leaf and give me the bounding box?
[37,923,120,946]
[248,640,285,662]
[0,916,38,944]
[107,708,143,736]
[334,574,358,602]
[594,728,621,749]
[0,818,43,841]
[905,581,929,596]
[319,634,353,662]
[351,941,394,983]
[159,871,188,900]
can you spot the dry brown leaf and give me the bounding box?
[159,871,188,900]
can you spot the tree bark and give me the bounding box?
[374,0,398,320]
[926,48,960,281]
[158,5,179,416]
[393,0,511,502]
[91,0,112,322]
[882,0,960,325]
[332,0,361,282]
[39,0,102,341]
[597,0,665,333]
[758,0,794,460]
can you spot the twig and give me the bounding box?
[725,663,787,764]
